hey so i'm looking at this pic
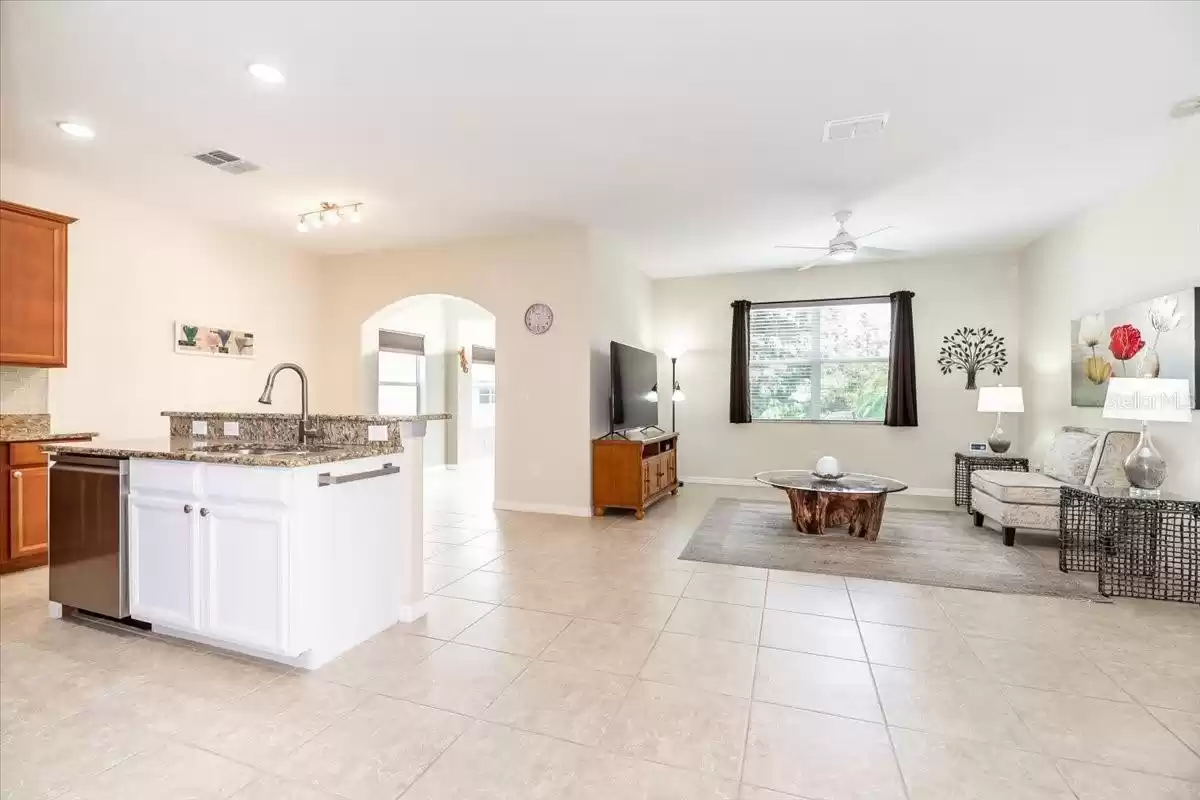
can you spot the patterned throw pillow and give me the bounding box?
[1043,431,1100,485]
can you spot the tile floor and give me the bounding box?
[1,473,1198,799]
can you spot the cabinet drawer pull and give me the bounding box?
[199,508,210,517]
[184,504,193,513]
[13,472,23,538]
[318,463,399,486]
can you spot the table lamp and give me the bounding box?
[977,385,1024,453]
[1102,377,1193,497]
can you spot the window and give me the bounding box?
[377,329,424,415]
[749,298,891,422]
[470,345,496,428]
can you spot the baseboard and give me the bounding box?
[681,475,952,499]
[398,599,428,623]
[682,476,761,487]
[492,500,593,517]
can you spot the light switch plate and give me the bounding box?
[367,424,389,442]
[192,420,208,436]
[223,421,240,437]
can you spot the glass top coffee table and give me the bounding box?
[755,470,908,541]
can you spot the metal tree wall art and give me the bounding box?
[937,327,1007,390]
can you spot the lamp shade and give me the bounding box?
[1102,378,1193,422]
[977,386,1024,414]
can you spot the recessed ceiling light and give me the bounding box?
[56,121,95,139]
[248,63,285,84]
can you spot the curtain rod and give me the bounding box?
[750,293,902,309]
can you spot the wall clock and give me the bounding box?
[524,303,554,335]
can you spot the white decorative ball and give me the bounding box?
[816,456,840,477]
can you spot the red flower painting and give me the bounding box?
[1108,324,1145,374]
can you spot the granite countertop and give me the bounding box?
[41,437,404,468]
[0,413,98,443]
[0,430,99,444]
[162,411,452,422]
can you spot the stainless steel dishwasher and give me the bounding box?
[48,453,130,619]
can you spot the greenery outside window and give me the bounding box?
[749,298,890,422]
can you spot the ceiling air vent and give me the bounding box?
[822,113,889,143]
[191,149,261,175]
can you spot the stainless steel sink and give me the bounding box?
[189,442,346,456]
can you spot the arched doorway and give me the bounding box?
[361,294,497,511]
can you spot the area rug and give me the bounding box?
[678,498,1095,599]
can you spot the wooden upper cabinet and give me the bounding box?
[0,201,75,367]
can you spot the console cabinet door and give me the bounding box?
[129,493,201,630]
[200,503,294,655]
[665,451,677,487]
[641,458,652,500]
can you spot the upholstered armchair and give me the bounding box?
[970,427,1138,546]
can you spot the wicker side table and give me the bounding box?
[954,451,1029,511]
[1060,485,1200,604]
[1059,486,1103,573]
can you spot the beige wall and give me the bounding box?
[0,162,322,439]
[589,236,654,437]
[1018,152,1200,494]
[652,254,1021,494]
[314,227,594,515]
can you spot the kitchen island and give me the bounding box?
[44,410,449,669]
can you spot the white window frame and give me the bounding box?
[748,296,891,424]
[377,329,424,415]
[469,346,496,428]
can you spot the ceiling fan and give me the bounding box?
[775,210,905,271]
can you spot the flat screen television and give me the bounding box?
[610,341,659,433]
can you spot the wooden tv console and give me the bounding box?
[592,432,678,519]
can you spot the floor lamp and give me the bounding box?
[669,355,685,487]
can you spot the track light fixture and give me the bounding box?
[296,202,363,233]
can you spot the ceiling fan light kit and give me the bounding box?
[775,210,905,271]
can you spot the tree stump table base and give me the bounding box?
[786,488,889,541]
[755,470,909,544]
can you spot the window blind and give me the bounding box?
[471,345,496,365]
[378,329,425,355]
[748,297,891,422]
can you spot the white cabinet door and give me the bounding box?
[200,503,295,655]
[128,493,201,630]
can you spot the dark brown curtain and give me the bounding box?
[885,290,918,426]
[730,300,752,423]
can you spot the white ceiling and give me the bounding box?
[2,0,1197,277]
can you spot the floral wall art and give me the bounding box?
[1070,287,1198,408]
[174,322,255,358]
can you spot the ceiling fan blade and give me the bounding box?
[797,252,831,271]
[848,225,894,244]
[857,246,908,258]
[774,244,831,250]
